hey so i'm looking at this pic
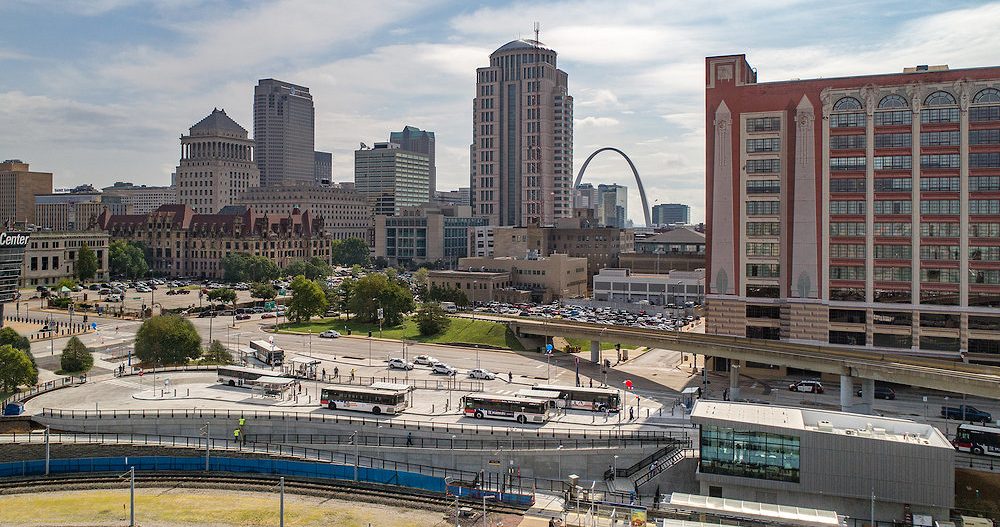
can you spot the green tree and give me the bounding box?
[250,282,277,303]
[350,264,363,277]
[134,315,202,365]
[0,327,35,383]
[59,336,93,373]
[286,275,328,323]
[413,267,430,298]
[427,285,470,307]
[348,272,415,327]
[284,256,332,280]
[337,277,356,319]
[331,237,370,267]
[201,340,233,364]
[415,302,451,336]
[76,242,99,282]
[54,278,78,291]
[221,253,280,283]
[0,345,37,394]
[109,240,148,279]
[207,287,237,305]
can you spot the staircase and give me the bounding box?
[604,440,692,499]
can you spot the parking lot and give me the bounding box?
[468,301,702,332]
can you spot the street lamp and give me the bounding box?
[557,445,564,481]
[482,494,496,527]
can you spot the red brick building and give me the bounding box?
[705,55,1000,363]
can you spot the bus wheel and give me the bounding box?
[517,415,527,424]
[974,446,985,455]
[597,404,606,412]
[328,402,337,410]
[372,406,382,415]
[228,380,235,387]
[474,411,484,419]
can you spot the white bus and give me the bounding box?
[249,339,284,366]
[532,384,622,412]
[953,423,1000,456]
[463,394,550,424]
[516,388,563,409]
[320,385,409,415]
[217,365,271,387]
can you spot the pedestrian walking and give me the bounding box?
[233,428,240,447]
[350,368,355,381]
[334,366,339,379]
[406,432,413,446]
[322,368,326,380]
[628,406,634,421]
[238,416,246,428]
[589,378,593,388]
[508,371,513,383]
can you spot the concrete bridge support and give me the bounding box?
[840,375,853,412]
[591,340,600,363]
[728,364,741,401]
[860,378,875,415]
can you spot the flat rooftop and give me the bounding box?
[691,401,952,448]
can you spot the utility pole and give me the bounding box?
[279,477,285,527]
[44,426,50,475]
[129,466,135,527]
[202,421,210,471]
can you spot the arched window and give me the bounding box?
[878,94,907,109]
[834,97,863,111]
[924,91,957,106]
[973,88,1000,104]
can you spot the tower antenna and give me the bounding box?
[534,21,540,44]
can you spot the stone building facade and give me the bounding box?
[175,109,260,214]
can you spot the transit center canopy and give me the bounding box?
[667,492,840,527]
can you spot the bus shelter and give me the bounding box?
[285,355,321,379]
[250,376,297,399]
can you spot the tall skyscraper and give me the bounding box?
[471,38,574,226]
[573,183,597,210]
[253,79,315,186]
[652,203,691,225]
[390,126,436,199]
[355,142,431,216]
[705,54,1000,359]
[314,151,332,184]
[596,184,628,228]
[175,109,260,214]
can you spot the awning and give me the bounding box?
[253,376,296,388]
[667,493,840,527]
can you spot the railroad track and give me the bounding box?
[0,472,531,515]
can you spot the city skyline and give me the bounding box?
[2,1,999,224]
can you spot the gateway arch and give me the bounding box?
[573,147,652,227]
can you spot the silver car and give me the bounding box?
[468,368,496,380]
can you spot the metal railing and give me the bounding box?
[0,430,564,495]
[614,441,690,479]
[633,448,693,488]
[40,407,691,439]
[244,432,689,450]
[2,376,82,408]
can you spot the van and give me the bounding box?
[440,301,457,313]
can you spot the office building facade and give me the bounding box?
[592,268,705,306]
[574,183,597,210]
[254,79,315,186]
[0,160,53,226]
[390,126,436,198]
[236,184,370,242]
[374,205,487,267]
[652,203,691,225]
[355,142,431,216]
[457,253,587,302]
[596,183,628,228]
[471,39,574,226]
[21,231,109,287]
[97,204,330,279]
[175,109,260,214]
[102,183,177,214]
[435,188,471,207]
[314,151,333,184]
[34,193,114,231]
[706,55,1000,360]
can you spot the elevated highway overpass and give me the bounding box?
[503,316,1000,408]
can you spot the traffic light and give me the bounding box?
[615,343,621,351]
[368,331,372,338]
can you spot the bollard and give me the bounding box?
[646,408,649,418]
[658,407,662,417]
[187,389,190,397]
[432,404,435,414]
[174,389,177,397]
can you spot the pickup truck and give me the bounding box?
[941,405,992,423]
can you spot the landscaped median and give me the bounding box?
[273,316,525,351]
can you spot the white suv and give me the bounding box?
[413,355,439,366]
[388,358,414,370]
[432,363,458,376]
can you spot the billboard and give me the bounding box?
[0,232,29,303]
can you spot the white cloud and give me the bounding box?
[575,116,620,128]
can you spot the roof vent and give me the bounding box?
[817,420,834,431]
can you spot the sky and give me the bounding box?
[2,0,1000,225]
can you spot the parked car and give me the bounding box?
[235,313,251,321]
[413,355,439,366]
[856,386,896,400]
[432,363,458,376]
[788,380,824,394]
[468,368,496,380]
[260,313,276,319]
[941,405,992,423]
[98,288,111,295]
[388,358,414,370]
[198,311,218,318]
[319,330,340,338]
[105,294,122,303]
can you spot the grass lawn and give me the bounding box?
[565,337,633,351]
[0,489,445,526]
[277,316,524,351]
